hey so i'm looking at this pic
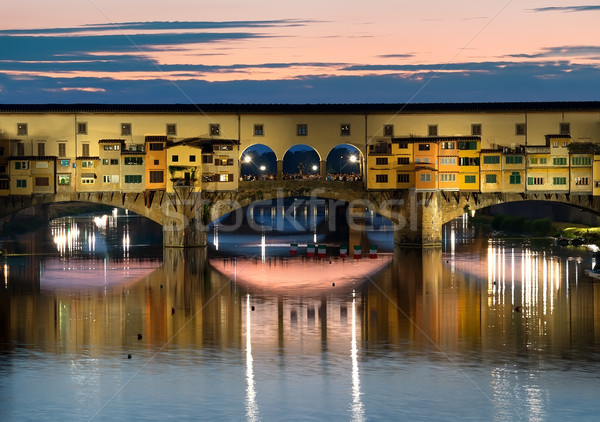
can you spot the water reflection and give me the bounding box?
[2,216,600,419]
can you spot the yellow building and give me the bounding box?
[30,157,56,194]
[367,139,395,190]
[594,154,600,196]
[76,156,100,192]
[457,137,480,191]
[98,139,124,192]
[166,142,202,193]
[480,149,502,193]
[501,146,526,193]
[121,143,146,193]
[145,136,168,191]
[8,157,33,195]
[0,138,8,195]
[392,138,414,189]
[437,138,460,191]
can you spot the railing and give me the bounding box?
[239,180,364,190]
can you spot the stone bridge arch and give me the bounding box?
[0,191,167,225]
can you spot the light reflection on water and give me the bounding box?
[1,214,600,420]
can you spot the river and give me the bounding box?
[1,202,600,421]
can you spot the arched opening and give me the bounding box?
[325,144,362,181]
[282,145,321,180]
[240,144,277,180]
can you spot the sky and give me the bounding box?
[0,1,599,103]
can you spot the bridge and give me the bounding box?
[2,180,599,248]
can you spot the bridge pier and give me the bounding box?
[320,160,327,179]
[277,160,283,181]
[392,190,443,248]
[162,188,207,248]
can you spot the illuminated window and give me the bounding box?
[17,123,27,135]
[58,175,70,185]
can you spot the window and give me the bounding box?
[530,157,538,165]
[464,175,476,183]
[81,160,94,168]
[58,143,66,157]
[16,179,27,188]
[440,174,456,182]
[428,125,438,136]
[441,142,455,149]
[0,147,4,157]
[111,159,118,165]
[172,155,179,163]
[150,171,164,183]
[124,156,143,165]
[149,143,164,151]
[483,155,500,164]
[552,141,559,148]
[397,157,410,165]
[375,157,388,165]
[202,155,213,164]
[34,177,49,187]
[471,124,482,136]
[505,156,523,164]
[60,159,69,167]
[14,161,29,170]
[154,159,159,165]
[58,175,70,185]
[189,155,196,163]
[397,173,409,183]
[215,144,233,151]
[102,159,109,165]
[37,143,45,156]
[553,177,567,185]
[125,175,142,183]
[458,141,478,150]
[375,174,388,183]
[572,156,592,166]
[16,142,24,156]
[515,123,526,136]
[166,124,177,136]
[209,124,220,136]
[383,124,394,136]
[440,157,456,165]
[540,158,547,164]
[485,174,497,183]
[419,173,431,182]
[103,175,119,183]
[418,144,430,151]
[397,141,408,149]
[82,144,90,157]
[77,122,87,134]
[219,173,233,182]
[559,122,570,135]
[527,177,544,185]
[217,158,234,166]
[121,123,132,135]
[553,157,567,166]
[35,161,48,169]
[17,123,27,135]
[297,124,308,136]
[575,177,589,186]
[254,124,264,136]
[509,172,521,184]
[340,124,351,136]
[103,144,120,151]
[459,157,479,166]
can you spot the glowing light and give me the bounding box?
[259,165,266,171]
[349,155,357,163]
[312,165,318,171]
[243,155,252,163]
[351,297,365,420]
[245,294,259,421]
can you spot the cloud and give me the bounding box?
[507,45,600,58]
[531,5,600,13]
[377,54,415,59]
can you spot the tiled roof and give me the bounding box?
[0,102,599,114]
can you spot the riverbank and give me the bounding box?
[471,214,600,244]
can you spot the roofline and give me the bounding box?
[0,101,599,114]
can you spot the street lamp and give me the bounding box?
[243,155,252,163]
[312,164,318,172]
[259,165,266,171]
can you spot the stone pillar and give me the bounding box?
[162,187,207,247]
[393,189,442,247]
[320,160,327,179]
[277,159,284,181]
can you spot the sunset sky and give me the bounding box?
[1,1,599,103]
